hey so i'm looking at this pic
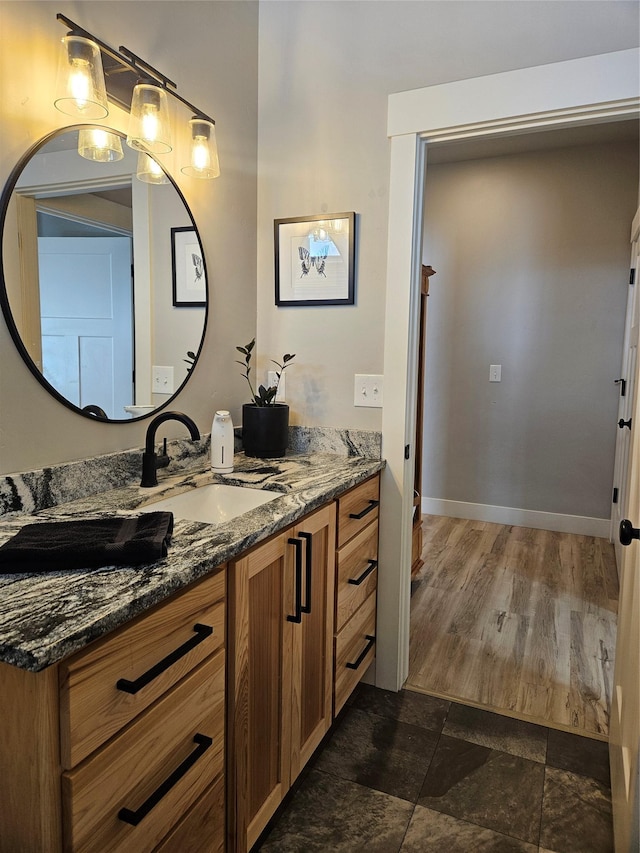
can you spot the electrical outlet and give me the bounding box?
[152,365,174,394]
[267,370,285,401]
[354,374,384,408]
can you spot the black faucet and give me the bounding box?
[140,411,201,487]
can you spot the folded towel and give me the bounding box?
[0,512,174,573]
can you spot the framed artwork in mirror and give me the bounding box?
[171,226,206,306]
[274,212,355,306]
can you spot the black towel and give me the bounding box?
[0,512,174,573]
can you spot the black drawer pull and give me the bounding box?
[348,559,378,586]
[346,635,376,670]
[287,537,303,623]
[349,500,379,520]
[116,623,213,694]
[299,531,313,615]
[118,733,212,826]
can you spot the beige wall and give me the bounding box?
[422,140,639,519]
[1,1,639,474]
[0,1,258,473]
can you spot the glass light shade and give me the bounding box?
[54,35,108,120]
[136,152,169,184]
[77,128,124,162]
[181,118,220,179]
[127,83,172,154]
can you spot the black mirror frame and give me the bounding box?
[0,125,209,423]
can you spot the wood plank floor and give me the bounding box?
[406,515,619,740]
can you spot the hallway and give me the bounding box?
[406,516,618,739]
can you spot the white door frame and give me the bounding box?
[377,48,640,692]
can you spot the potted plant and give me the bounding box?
[236,338,296,458]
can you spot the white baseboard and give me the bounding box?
[420,497,611,539]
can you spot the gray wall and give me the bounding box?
[422,140,639,519]
[0,1,258,473]
[256,1,640,433]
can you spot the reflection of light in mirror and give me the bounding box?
[136,153,169,185]
[78,129,124,163]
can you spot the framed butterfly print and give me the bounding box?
[171,227,206,307]
[275,212,356,306]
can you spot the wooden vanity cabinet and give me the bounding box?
[0,567,226,853]
[228,503,335,853]
[333,475,379,715]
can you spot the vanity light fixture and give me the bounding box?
[54,32,108,119]
[136,152,169,184]
[77,128,124,162]
[181,117,220,179]
[55,14,220,179]
[127,82,173,154]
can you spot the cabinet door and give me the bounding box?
[228,533,293,853]
[288,504,336,780]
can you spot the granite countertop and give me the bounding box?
[0,452,384,672]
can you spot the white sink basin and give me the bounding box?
[140,483,278,525]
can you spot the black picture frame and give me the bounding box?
[171,226,206,307]
[274,212,356,306]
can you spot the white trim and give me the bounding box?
[381,48,640,695]
[421,498,611,539]
[378,133,423,691]
[388,49,640,138]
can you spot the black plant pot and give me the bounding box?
[242,403,289,458]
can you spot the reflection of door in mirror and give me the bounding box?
[39,235,133,419]
[16,189,134,419]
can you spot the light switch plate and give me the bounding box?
[489,364,502,382]
[354,374,384,407]
[152,365,174,394]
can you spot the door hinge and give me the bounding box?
[613,487,619,504]
[631,268,636,286]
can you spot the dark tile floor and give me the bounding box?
[254,684,613,853]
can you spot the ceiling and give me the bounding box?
[426,117,639,164]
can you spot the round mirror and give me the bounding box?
[0,126,207,422]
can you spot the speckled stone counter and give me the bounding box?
[0,452,384,672]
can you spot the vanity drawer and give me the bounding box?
[335,521,378,634]
[334,591,376,716]
[62,650,224,853]
[60,568,225,768]
[154,775,224,853]
[336,475,380,548]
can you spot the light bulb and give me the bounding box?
[54,34,108,120]
[181,117,220,179]
[127,83,172,154]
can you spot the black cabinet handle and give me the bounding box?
[299,531,313,615]
[619,418,633,430]
[118,733,212,826]
[349,500,379,520]
[620,519,640,546]
[116,624,213,694]
[287,537,303,623]
[348,559,378,586]
[345,635,376,670]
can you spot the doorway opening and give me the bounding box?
[406,121,639,738]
